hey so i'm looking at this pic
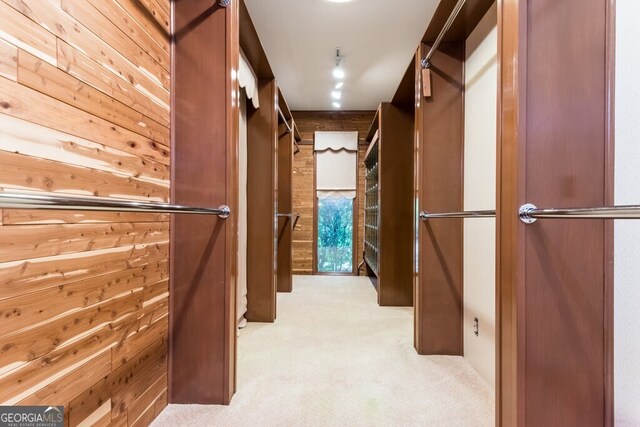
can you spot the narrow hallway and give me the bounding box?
[154,276,493,426]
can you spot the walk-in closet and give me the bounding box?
[0,0,637,425]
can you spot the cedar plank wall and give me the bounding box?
[292,111,375,275]
[0,0,170,426]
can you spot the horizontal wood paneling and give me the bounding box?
[0,222,168,263]
[57,40,169,127]
[0,1,57,65]
[0,261,168,335]
[0,150,168,201]
[0,114,169,183]
[1,0,169,106]
[291,111,375,275]
[136,0,170,34]
[0,77,170,166]
[0,0,170,425]
[291,145,314,274]
[18,51,168,146]
[0,39,17,81]
[1,210,168,225]
[115,0,170,56]
[60,0,170,74]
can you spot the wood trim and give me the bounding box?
[363,130,378,161]
[604,0,616,424]
[496,0,527,424]
[365,107,380,142]
[312,150,318,275]
[352,148,359,275]
[168,0,176,406]
[225,0,240,403]
[496,0,527,427]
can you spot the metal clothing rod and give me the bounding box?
[519,203,640,224]
[277,213,301,218]
[421,0,467,68]
[0,192,230,218]
[277,107,293,134]
[419,209,495,220]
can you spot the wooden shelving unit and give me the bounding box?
[364,131,379,275]
[362,103,414,307]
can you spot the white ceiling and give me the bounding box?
[244,0,439,111]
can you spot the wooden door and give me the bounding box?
[171,0,238,405]
[277,124,294,292]
[497,0,614,425]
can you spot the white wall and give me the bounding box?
[615,1,640,424]
[463,2,497,389]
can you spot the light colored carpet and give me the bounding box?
[153,275,494,427]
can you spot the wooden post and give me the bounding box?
[171,0,239,405]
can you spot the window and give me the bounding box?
[317,197,353,273]
[314,131,357,274]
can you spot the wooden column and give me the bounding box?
[171,0,238,404]
[413,42,465,355]
[497,0,614,425]
[246,79,278,321]
[367,103,415,307]
[277,123,294,293]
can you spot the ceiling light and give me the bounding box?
[333,47,345,79]
[331,91,342,100]
[332,102,341,109]
[335,82,344,89]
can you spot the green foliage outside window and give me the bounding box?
[317,197,353,273]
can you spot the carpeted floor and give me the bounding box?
[153,275,494,427]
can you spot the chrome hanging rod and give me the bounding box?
[421,0,467,69]
[419,209,495,220]
[519,203,640,224]
[0,192,230,218]
[277,107,293,134]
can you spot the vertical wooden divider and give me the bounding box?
[369,103,415,307]
[277,123,294,293]
[497,0,614,425]
[171,0,238,404]
[245,79,278,322]
[414,42,465,355]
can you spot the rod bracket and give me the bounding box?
[519,203,538,224]
[421,57,430,69]
[218,205,231,218]
[218,0,231,7]
[419,211,429,221]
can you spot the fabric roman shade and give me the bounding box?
[315,131,358,199]
[239,50,259,109]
